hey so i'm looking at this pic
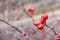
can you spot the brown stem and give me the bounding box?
[0,19,22,33]
[45,22,57,35]
[21,2,35,21]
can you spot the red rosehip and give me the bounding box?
[41,13,48,20]
[57,37,60,40]
[22,32,26,37]
[16,17,20,21]
[39,18,45,24]
[34,20,40,26]
[38,24,44,30]
[28,7,34,13]
[29,29,35,35]
[30,12,34,15]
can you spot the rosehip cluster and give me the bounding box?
[28,7,34,15]
[34,13,48,30]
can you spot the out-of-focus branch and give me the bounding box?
[0,19,30,40]
[45,22,57,35]
[0,19,22,33]
[21,2,35,21]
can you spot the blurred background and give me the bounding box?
[0,0,60,21]
[0,0,60,40]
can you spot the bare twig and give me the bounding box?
[21,2,35,21]
[45,22,57,35]
[0,19,22,33]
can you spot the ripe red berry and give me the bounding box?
[28,7,34,12]
[22,32,26,37]
[41,13,48,20]
[57,37,60,40]
[16,17,20,21]
[38,24,44,30]
[39,18,45,24]
[34,20,40,26]
[29,29,35,35]
[28,7,34,14]
[30,12,34,15]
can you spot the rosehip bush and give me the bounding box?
[41,13,48,20]
[0,2,60,40]
[37,24,44,30]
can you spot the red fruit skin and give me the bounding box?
[38,24,44,30]
[30,12,34,15]
[57,37,60,40]
[22,32,26,37]
[28,7,34,13]
[42,13,48,20]
[28,7,34,15]
[29,29,35,35]
[39,18,45,24]
[34,20,40,26]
